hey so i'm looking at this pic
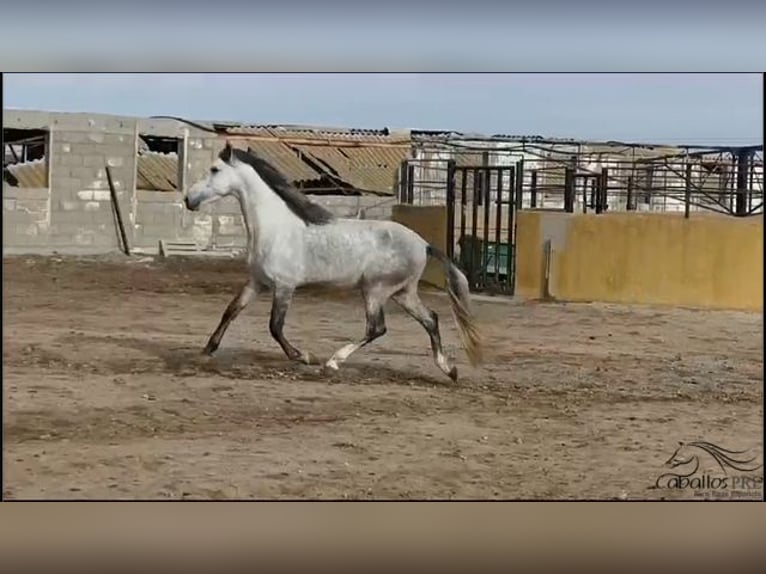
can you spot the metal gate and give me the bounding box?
[446,161,519,295]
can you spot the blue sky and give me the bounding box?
[4,73,761,146]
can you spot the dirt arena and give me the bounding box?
[3,254,763,500]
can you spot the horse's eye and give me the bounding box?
[211,167,220,174]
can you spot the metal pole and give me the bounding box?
[106,165,130,256]
[446,160,456,258]
[736,149,751,215]
[684,162,692,219]
[564,167,575,213]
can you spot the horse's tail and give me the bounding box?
[426,244,484,367]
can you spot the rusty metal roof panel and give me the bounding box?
[3,159,48,188]
[340,146,409,194]
[246,140,321,183]
[136,151,178,191]
[293,144,403,194]
[227,124,406,145]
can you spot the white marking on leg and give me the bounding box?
[325,359,339,371]
[325,342,361,369]
[435,350,452,375]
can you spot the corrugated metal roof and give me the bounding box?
[292,144,406,194]
[247,140,321,183]
[3,159,47,188]
[136,151,178,191]
[227,124,406,145]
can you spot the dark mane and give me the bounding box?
[219,144,335,225]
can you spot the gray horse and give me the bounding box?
[184,142,483,381]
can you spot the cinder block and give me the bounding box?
[104,167,133,182]
[83,155,107,168]
[52,176,83,191]
[84,179,108,191]
[2,187,19,199]
[14,222,41,237]
[86,132,105,144]
[135,206,155,223]
[69,166,101,181]
[90,210,119,225]
[4,199,16,210]
[136,190,182,203]
[72,231,96,246]
[59,200,80,211]
[103,117,137,134]
[3,224,15,245]
[102,143,133,157]
[68,142,100,156]
[53,211,90,225]
[59,154,85,167]
[84,201,100,212]
[3,188,50,200]
[149,211,178,227]
[15,199,49,213]
[59,131,88,144]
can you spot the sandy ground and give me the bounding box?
[2,254,763,500]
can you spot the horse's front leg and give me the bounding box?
[203,278,258,355]
[269,284,317,365]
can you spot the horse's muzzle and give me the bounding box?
[184,195,198,211]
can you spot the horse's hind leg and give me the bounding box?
[393,283,458,382]
[269,285,316,365]
[204,278,257,355]
[324,286,389,371]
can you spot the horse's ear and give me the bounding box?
[220,140,233,163]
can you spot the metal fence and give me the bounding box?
[399,141,763,218]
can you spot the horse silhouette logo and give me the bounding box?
[654,441,763,491]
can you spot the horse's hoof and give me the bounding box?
[202,343,218,356]
[448,367,458,382]
[292,351,317,366]
[323,359,340,373]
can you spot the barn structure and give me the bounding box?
[3,108,763,311]
[3,110,411,255]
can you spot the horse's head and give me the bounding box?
[184,141,244,211]
[665,441,697,469]
[664,440,762,475]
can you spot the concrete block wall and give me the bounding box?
[3,109,395,256]
[2,187,51,249]
[48,120,137,253]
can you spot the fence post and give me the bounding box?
[446,160,456,258]
[626,175,634,211]
[684,162,692,219]
[406,162,415,204]
[735,149,751,216]
[564,167,575,213]
[596,167,608,214]
[398,160,410,203]
[515,159,524,210]
[530,169,538,208]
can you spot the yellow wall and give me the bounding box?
[391,204,447,288]
[515,210,763,311]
